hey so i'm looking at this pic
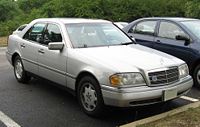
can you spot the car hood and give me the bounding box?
[76,44,184,72]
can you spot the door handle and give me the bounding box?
[38,49,45,54]
[20,43,25,48]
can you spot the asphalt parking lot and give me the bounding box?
[0,47,199,127]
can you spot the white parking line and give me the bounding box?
[0,111,21,127]
[180,96,199,102]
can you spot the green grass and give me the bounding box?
[138,107,200,127]
[0,37,7,47]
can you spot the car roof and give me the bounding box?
[139,17,199,22]
[114,22,128,24]
[32,18,111,24]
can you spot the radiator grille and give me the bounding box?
[148,67,179,86]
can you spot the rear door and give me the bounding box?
[21,23,47,75]
[127,20,157,48]
[37,23,67,86]
[154,21,194,64]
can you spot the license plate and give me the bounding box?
[163,88,177,101]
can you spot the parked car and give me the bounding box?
[12,24,28,35]
[114,22,128,29]
[123,17,200,88]
[6,18,193,116]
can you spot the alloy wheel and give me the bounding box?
[196,69,200,85]
[14,59,23,79]
[80,82,98,112]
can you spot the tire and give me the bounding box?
[77,76,105,117]
[193,64,200,88]
[14,56,31,83]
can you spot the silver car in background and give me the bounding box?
[6,18,193,116]
[114,22,128,29]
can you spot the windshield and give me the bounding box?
[66,23,132,48]
[181,20,200,39]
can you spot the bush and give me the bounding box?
[0,0,200,37]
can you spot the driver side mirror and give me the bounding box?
[175,34,191,46]
[48,42,64,50]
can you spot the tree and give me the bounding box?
[1,0,200,37]
[0,0,19,21]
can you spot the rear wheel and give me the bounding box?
[14,56,31,83]
[77,76,104,117]
[193,64,200,88]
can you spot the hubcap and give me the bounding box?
[197,69,200,85]
[80,83,97,111]
[15,60,23,79]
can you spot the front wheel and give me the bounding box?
[77,76,104,117]
[193,64,200,88]
[14,56,31,83]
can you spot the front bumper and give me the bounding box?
[101,75,193,107]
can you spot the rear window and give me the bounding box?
[17,24,27,31]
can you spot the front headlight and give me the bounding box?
[179,64,189,79]
[109,73,145,87]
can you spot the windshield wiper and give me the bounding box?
[121,42,135,45]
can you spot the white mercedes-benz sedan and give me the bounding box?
[6,18,193,116]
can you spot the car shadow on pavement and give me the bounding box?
[25,77,192,127]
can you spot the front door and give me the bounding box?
[37,23,67,86]
[154,21,195,66]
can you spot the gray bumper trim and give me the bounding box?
[101,76,193,107]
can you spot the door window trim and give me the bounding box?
[129,20,158,37]
[23,22,47,45]
[23,22,65,47]
[42,22,64,46]
[157,20,192,42]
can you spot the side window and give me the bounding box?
[158,22,185,39]
[133,21,157,36]
[23,23,46,43]
[128,25,136,33]
[43,24,62,45]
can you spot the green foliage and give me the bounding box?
[18,0,49,12]
[0,0,200,37]
[185,1,200,18]
[0,0,19,21]
[41,0,77,17]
